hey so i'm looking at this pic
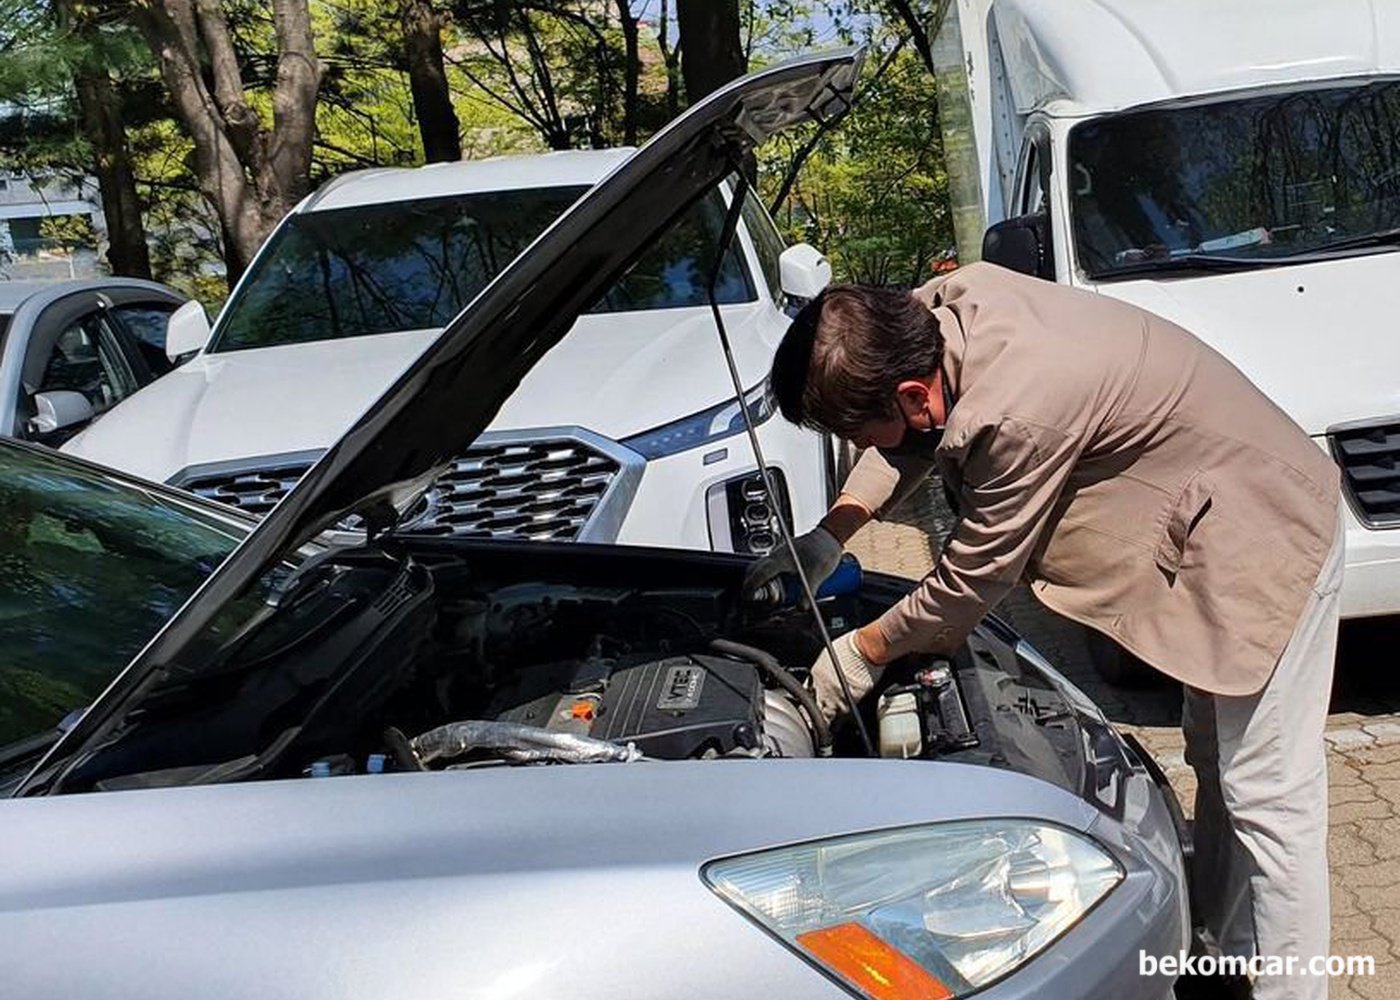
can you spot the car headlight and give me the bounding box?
[621,382,774,459]
[703,820,1122,999]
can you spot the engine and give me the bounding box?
[473,644,816,760]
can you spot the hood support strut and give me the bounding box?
[705,168,875,758]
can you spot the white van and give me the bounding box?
[935,0,1400,635]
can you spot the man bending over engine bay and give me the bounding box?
[747,261,1343,1000]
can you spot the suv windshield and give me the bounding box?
[213,186,753,352]
[0,445,244,752]
[1070,78,1400,278]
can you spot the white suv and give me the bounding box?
[63,150,836,554]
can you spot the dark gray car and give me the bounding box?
[4,52,1189,1000]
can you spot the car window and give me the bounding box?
[591,188,754,312]
[1070,77,1400,276]
[111,303,179,377]
[1020,142,1047,216]
[212,186,755,353]
[212,187,587,352]
[0,446,245,753]
[740,187,786,301]
[35,314,140,416]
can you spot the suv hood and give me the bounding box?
[1091,251,1400,435]
[65,304,781,483]
[26,50,864,793]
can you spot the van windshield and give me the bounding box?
[211,186,754,352]
[1070,78,1400,278]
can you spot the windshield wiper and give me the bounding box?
[1304,227,1400,256]
[1094,253,1285,280]
[1098,228,1400,279]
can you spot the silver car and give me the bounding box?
[0,277,187,444]
[5,51,1189,999]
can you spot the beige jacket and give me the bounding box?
[842,262,1340,696]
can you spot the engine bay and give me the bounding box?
[59,540,1093,795]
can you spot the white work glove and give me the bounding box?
[741,525,843,597]
[810,630,885,723]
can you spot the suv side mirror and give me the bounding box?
[982,211,1054,280]
[165,299,212,362]
[779,243,832,301]
[30,390,95,436]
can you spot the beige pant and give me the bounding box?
[1184,506,1344,1000]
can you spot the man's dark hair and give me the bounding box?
[770,285,943,437]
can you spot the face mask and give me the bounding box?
[893,413,943,457]
[891,372,952,457]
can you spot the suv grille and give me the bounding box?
[184,463,309,517]
[178,437,624,541]
[1331,421,1400,527]
[401,440,620,541]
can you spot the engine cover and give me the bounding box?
[494,652,765,758]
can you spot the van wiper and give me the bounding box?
[1094,253,1283,280]
[1305,227,1400,256]
[1097,228,1400,279]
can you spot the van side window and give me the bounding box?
[1020,143,1047,216]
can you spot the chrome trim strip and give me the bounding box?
[168,449,326,490]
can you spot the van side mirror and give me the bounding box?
[164,299,212,362]
[779,243,832,301]
[982,212,1054,280]
[30,390,95,436]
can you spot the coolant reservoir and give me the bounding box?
[877,691,922,758]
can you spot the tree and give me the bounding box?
[447,0,662,151]
[56,0,152,277]
[401,0,462,162]
[675,0,745,103]
[761,43,953,286]
[0,0,154,277]
[613,0,640,145]
[129,0,323,280]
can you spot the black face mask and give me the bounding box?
[888,371,953,458]
[891,412,944,457]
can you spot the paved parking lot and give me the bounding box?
[845,482,1400,1000]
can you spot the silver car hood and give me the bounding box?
[23,50,864,792]
[3,760,1097,999]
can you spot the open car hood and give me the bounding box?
[22,50,864,794]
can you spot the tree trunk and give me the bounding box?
[132,0,321,281]
[52,0,152,278]
[402,0,461,162]
[881,0,951,77]
[675,0,745,103]
[656,1,682,119]
[73,69,152,278]
[614,0,639,144]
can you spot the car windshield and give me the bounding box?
[212,185,753,352]
[1070,78,1400,278]
[0,446,245,752]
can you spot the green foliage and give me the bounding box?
[0,0,956,293]
[760,40,953,286]
[38,212,96,249]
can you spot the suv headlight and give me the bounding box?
[621,382,774,459]
[703,820,1122,999]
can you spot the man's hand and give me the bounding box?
[742,524,843,596]
[809,625,892,722]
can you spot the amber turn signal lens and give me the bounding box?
[797,922,954,1000]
